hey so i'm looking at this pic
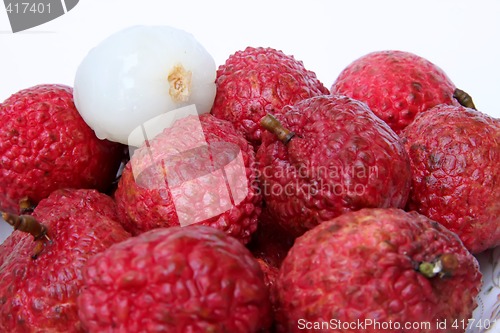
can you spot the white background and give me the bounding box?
[0,0,499,116]
[0,1,499,240]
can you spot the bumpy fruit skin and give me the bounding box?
[331,50,458,133]
[0,84,124,213]
[211,47,329,147]
[0,189,130,333]
[256,95,411,237]
[401,105,500,253]
[33,187,120,222]
[78,225,272,333]
[114,113,262,243]
[276,208,482,333]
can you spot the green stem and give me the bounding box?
[418,253,458,278]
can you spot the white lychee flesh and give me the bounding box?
[73,25,216,146]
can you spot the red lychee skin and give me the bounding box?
[401,105,500,254]
[0,189,130,333]
[114,113,262,244]
[0,84,124,213]
[256,258,279,301]
[78,225,272,333]
[255,258,280,333]
[331,50,459,133]
[256,95,411,237]
[276,208,482,333]
[33,187,120,222]
[211,47,329,147]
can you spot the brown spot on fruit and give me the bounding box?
[168,64,192,102]
[440,253,459,274]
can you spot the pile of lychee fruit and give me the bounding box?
[0,25,498,333]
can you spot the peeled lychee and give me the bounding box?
[0,84,124,213]
[78,225,272,333]
[114,113,262,244]
[331,50,459,133]
[211,47,329,147]
[276,208,482,333]
[256,95,411,237]
[74,25,216,146]
[401,104,500,253]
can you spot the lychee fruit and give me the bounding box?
[77,225,272,333]
[114,113,262,243]
[276,208,482,333]
[211,46,329,147]
[0,84,124,213]
[401,104,500,253]
[256,94,411,237]
[331,50,459,133]
[74,25,216,146]
[0,188,130,332]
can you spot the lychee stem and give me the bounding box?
[453,88,476,110]
[418,253,459,278]
[19,196,35,215]
[260,114,296,144]
[1,212,50,241]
